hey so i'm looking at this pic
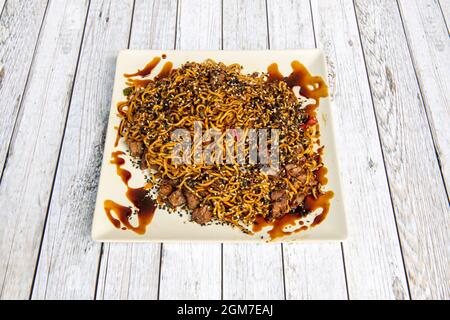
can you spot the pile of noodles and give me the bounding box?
[117,59,324,228]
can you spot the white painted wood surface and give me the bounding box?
[311,0,409,299]
[354,0,450,299]
[397,0,450,195]
[0,0,448,300]
[0,0,48,171]
[31,0,135,299]
[0,0,6,16]
[96,0,177,300]
[0,0,89,299]
[439,0,450,30]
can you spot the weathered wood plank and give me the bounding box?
[31,0,135,300]
[158,0,222,300]
[96,0,178,300]
[0,0,6,16]
[159,243,221,299]
[96,243,161,300]
[397,0,450,196]
[354,0,450,299]
[221,0,285,300]
[310,0,410,299]
[267,0,347,300]
[0,0,48,173]
[438,0,450,30]
[0,0,89,300]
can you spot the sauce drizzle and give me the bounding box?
[252,191,334,240]
[155,61,173,79]
[124,56,161,78]
[104,151,156,235]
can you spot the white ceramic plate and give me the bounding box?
[92,50,347,242]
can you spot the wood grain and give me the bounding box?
[31,0,135,300]
[0,0,48,173]
[0,0,6,16]
[221,0,285,300]
[310,0,410,299]
[267,0,348,300]
[438,0,450,30]
[95,0,178,300]
[158,0,222,300]
[0,0,89,300]
[397,0,450,196]
[355,0,450,299]
[96,243,162,300]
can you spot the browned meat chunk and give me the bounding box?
[285,164,303,177]
[291,193,305,207]
[271,189,287,201]
[185,190,200,210]
[126,138,144,157]
[192,206,212,224]
[140,150,148,170]
[159,179,173,197]
[168,189,186,207]
[272,199,289,219]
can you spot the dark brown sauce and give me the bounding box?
[104,151,156,235]
[267,63,284,82]
[317,166,328,185]
[252,191,334,240]
[306,191,334,226]
[126,78,153,88]
[155,61,173,79]
[267,60,328,116]
[162,53,167,59]
[124,56,161,78]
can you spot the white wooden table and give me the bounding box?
[0,0,449,300]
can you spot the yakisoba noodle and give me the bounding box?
[117,59,327,231]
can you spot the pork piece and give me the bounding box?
[291,193,305,207]
[285,164,302,177]
[140,149,148,170]
[185,190,200,210]
[192,206,212,225]
[271,189,287,201]
[159,179,173,197]
[168,189,186,207]
[272,199,289,219]
[285,164,308,184]
[126,138,144,158]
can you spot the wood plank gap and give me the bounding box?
[0,0,7,19]
[340,243,350,300]
[127,0,137,48]
[309,0,317,46]
[157,243,163,300]
[93,244,105,300]
[437,0,450,31]
[280,244,287,300]
[265,0,271,48]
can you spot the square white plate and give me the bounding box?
[92,50,347,242]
